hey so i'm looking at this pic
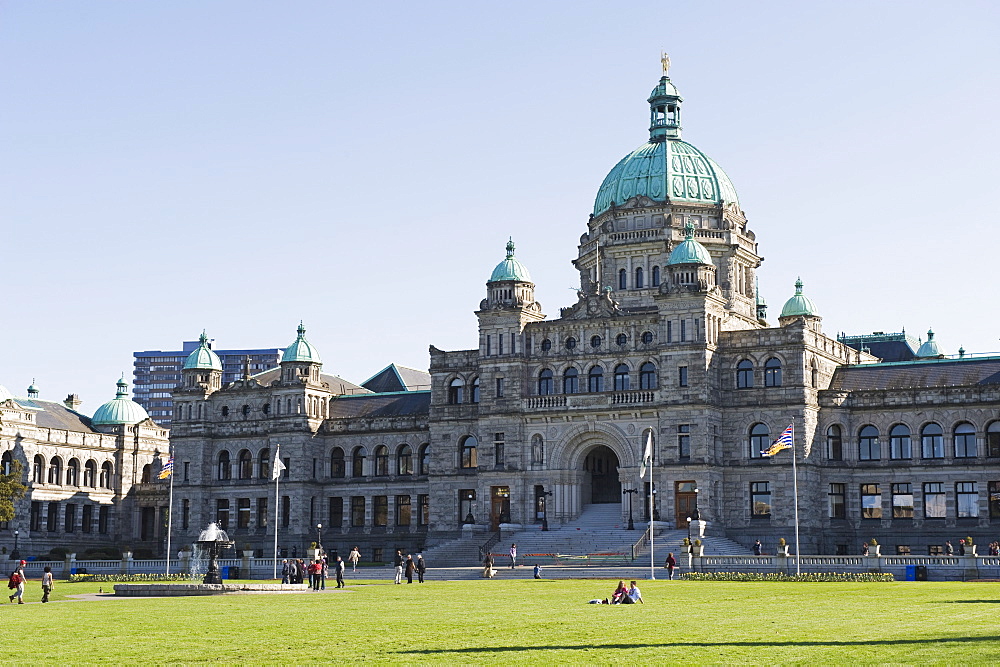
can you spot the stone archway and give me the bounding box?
[583,445,621,504]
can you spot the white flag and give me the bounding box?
[639,431,653,479]
[272,445,286,480]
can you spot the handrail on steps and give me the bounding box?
[630,524,653,561]
[478,530,501,562]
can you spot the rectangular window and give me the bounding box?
[459,489,476,523]
[667,321,673,343]
[82,504,93,534]
[47,502,58,532]
[678,425,690,459]
[989,429,1000,457]
[750,482,771,517]
[396,495,412,526]
[283,458,290,479]
[373,496,388,527]
[183,461,190,482]
[350,496,365,527]
[929,545,944,556]
[494,432,505,467]
[511,333,516,354]
[216,499,230,530]
[329,496,343,528]
[98,505,109,534]
[257,497,267,528]
[418,494,430,526]
[678,366,688,387]
[892,483,913,519]
[281,496,290,528]
[182,499,190,530]
[486,335,491,356]
[989,482,1000,518]
[498,334,504,355]
[923,482,945,518]
[896,545,911,555]
[680,319,687,342]
[64,503,76,533]
[860,484,881,519]
[237,498,251,528]
[496,378,505,398]
[372,547,384,563]
[957,482,978,518]
[828,483,846,519]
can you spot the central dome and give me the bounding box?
[592,75,739,217]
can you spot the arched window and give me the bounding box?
[635,267,644,288]
[84,460,97,487]
[565,337,577,350]
[418,443,430,476]
[141,464,152,484]
[540,338,552,352]
[448,378,464,405]
[33,455,44,484]
[591,335,602,349]
[471,377,480,404]
[66,459,80,486]
[460,436,478,469]
[737,360,754,388]
[242,404,250,417]
[374,446,389,476]
[810,362,819,388]
[749,423,770,458]
[889,425,911,460]
[238,450,253,479]
[955,422,977,458]
[639,362,657,389]
[563,367,579,394]
[48,457,62,485]
[218,451,232,480]
[395,444,413,476]
[614,364,630,391]
[641,331,653,344]
[988,421,1000,458]
[100,461,114,488]
[921,423,944,459]
[618,269,627,290]
[531,434,544,465]
[0,451,12,476]
[615,333,628,347]
[258,448,270,479]
[859,425,880,461]
[538,369,554,395]
[330,448,345,478]
[221,406,229,417]
[764,358,782,387]
[826,425,843,460]
[588,365,604,392]
[652,266,661,287]
[352,447,366,478]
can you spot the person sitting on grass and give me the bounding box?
[610,580,628,604]
[627,580,643,604]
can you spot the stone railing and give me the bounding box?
[523,396,568,409]
[689,553,991,581]
[610,391,656,405]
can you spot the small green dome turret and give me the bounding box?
[183,331,223,371]
[668,223,713,265]
[27,380,39,398]
[91,376,150,426]
[780,278,819,318]
[916,329,944,358]
[489,238,532,283]
[282,322,322,364]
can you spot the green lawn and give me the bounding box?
[10,577,1000,663]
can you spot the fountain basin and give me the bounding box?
[114,583,309,597]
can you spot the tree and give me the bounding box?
[0,461,27,523]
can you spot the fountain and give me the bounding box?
[196,522,234,584]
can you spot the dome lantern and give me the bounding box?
[91,376,151,426]
[489,238,532,283]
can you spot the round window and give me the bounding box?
[591,335,602,348]
[616,333,628,346]
[565,337,577,350]
[641,331,654,344]
[540,338,552,352]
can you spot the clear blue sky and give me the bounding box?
[2,1,998,416]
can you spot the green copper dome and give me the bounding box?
[916,329,944,358]
[668,222,713,265]
[282,322,322,364]
[91,377,150,426]
[183,331,223,371]
[780,278,819,318]
[489,239,532,283]
[592,75,739,217]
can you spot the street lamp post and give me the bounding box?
[540,490,553,531]
[316,523,323,557]
[10,530,19,561]
[686,516,692,549]
[622,488,638,530]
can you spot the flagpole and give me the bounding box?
[165,456,174,575]
[649,472,655,581]
[791,422,801,576]
[273,446,281,581]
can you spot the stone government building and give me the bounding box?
[7,64,999,560]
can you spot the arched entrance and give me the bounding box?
[583,445,621,503]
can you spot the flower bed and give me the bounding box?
[69,573,193,583]
[679,572,894,582]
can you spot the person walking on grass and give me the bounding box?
[348,546,361,573]
[509,543,517,569]
[335,556,346,588]
[41,566,53,603]
[8,560,26,604]
[405,554,416,584]
[416,555,426,583]
[394,550,404,584]
[664,552,677,580]
[280,559,290,584]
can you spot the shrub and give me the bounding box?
[965,536,974,546]
[47,547,70,560]
[694,539,702,546]
[778,538,786,546]
[869,539,878,546]
[80,548,121,561]
[679,572,894,582]
[68,573,192,583]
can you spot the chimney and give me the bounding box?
[64,394,82,411]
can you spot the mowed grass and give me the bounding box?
[9,577,1000,663]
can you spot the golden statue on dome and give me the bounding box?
[660,51,671,75]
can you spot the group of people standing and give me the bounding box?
[392,550,426,584]
[281,555,348,590]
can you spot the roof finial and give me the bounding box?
[794,277,804,294]
[660,51,671,75]
[297,321,306,337]
[505,237,515,258]
[684,221,695,239]
[199,329,209,346]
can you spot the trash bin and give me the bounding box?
[904,565,917,581]
[915,565,928,581]
[225,566,241,580]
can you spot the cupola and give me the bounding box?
[779,278,822,329]
[91,376,151,426]
[485,239,537,309]
[183,331,223,371]
[181,331,223,393]
[280,322,322,384]
[916,329,944,358]
[26,380,39,399]
[666,222,716,291]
